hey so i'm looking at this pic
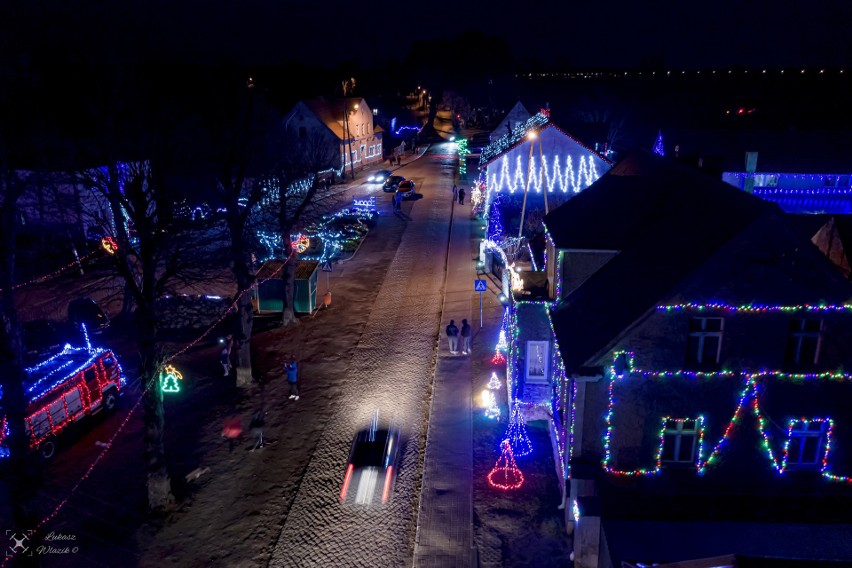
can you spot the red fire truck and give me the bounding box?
[0,345,124,460]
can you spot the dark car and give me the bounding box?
[23,319,63,362]
[367,169,393,184]
[68,297,110,334]
[340,414,400,506]
[396,180,416,199]
[383,176,406,192]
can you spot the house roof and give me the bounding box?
[662,128,852,174]
[301,97,367,141]
[479,111,609,168]
[490,101,532,140]
[545,150,787,372]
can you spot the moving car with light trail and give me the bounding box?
[340,412,400,506]
[367,169,393,183]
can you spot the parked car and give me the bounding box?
[396,180,416,199]
[367,170,393,184]
[340,412,400,506]
[383,176,406,193]
[0,346,124,460]
[68,297,110,334]
[23,319,63,363]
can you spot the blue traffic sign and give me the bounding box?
[321,261,333,272]
[474,279,487,293]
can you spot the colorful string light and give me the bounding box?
[488,372,502,390]
[0,251,97,293]
[502,400,533,457]
[487,440,525,490]
[658,302,852,313]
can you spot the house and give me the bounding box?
[660,128,852,215]
[283,97,384,179]
[529,151,852,566]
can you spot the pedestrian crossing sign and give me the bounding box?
[475,279,487,293]
[322,261,333,272]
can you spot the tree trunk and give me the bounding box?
[138,289,174,512]
[234,291,254,387]
[280,242,298,326]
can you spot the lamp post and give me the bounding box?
[343,100,359,180]
[518,131,537,238]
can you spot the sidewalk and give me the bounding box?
[414,194,487,567]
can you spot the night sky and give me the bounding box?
[6,0,852,69]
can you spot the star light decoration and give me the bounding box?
[160,365,183,393]
[487,439,525,490]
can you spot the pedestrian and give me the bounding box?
[446,319,459,354]
[397,155,402,166]
[391,192,398,212]
[220,343,231,376]
[453,185,458,202]
[458,187,465,204]
[394,191,403,212]
[249,408,265,450]
[461,319,472,354]
[285,355,300,400]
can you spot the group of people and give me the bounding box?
[445,319,472,354]
[452,184,466,204]
[221,352,302,452]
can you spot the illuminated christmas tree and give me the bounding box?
[502,400,532,457]
[487,372,502,390]
[487,439,525,490]
[491,349,506,365]
[653,131,665,156]
[161,365,183,393]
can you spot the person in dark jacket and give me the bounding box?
[446,320,460,354]
[249,409,265,450]
[458,187,465,204]
[460,319,472,354]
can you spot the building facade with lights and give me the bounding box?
[283,97,383,178]
[534,151,852,566]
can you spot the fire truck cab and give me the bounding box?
[1,345,124,460]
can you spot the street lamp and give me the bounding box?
[343,101,359,180]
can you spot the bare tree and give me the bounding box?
[268,129,339,326]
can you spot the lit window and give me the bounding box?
[660,418,702,464]
[685,317,723,367]
[525,341,549,383]
[784,419,829,469]
[785,319,822,367]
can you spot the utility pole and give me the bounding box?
[344,99,357,180]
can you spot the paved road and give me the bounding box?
[268,145,457,567]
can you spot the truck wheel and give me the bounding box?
[40,438,57,461]
[103,390,118,412]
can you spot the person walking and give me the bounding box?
[220,343,231,376]
[249,409,266,450]
[394,191,403,213]
[446,319,460,354]
[458,187,465,204]
[285,355,300,400]
[460,319,472,354]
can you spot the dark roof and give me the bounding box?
[294,260,318,280]
[662,128,852,174]
[545,150,783,371]
[301,97,366,140]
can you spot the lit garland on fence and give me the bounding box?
[487,440,525,490]
[753,187,852,196]
[487,153,602,195]
[657,302,852,313]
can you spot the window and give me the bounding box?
[685,317,723,367]
[785,318,822,367]
[785,419,829,469]
[660,418,702,464]
[525,341,549,383]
